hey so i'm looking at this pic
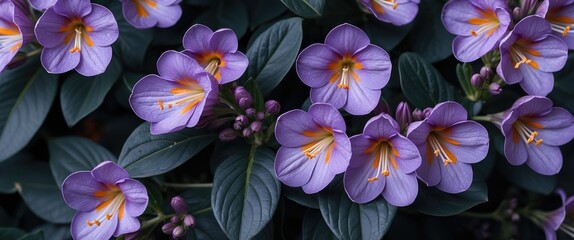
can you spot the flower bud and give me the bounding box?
[172,226,185,238]
[512,7,521,22]
[256,112,265,120]
[162,222,177,234]
[412,108,424,121]
[470,73,484,88]
[395,102,412,131]
[374,99,390,115]
[219,128,237,141]
[479,66,493,80]
[489,83,502,95]
[250,121,262,133]
[170,216,179,223]
[242,128,252,137]
[170,196,188,214]
[422,107,433,118]
[183,214,196,227]
[239,97,253,109]
[234,86,252,102]
[235,115,248,126]
[246,108,256,117]
[233,122,243,131]
[264,100,280,115]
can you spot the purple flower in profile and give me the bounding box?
[35,0,119,76]
[541,0,574,49]
[497,16,568,96]
[29,0,57,10]
[122,0,182,29]
[359,0,420,26]
[442,0,511,62]
[129,50,219,135]
[182,24,248,84]
[529,189,569,240]
[407,102,489,193]
[62,161,148,240]
[274,103,352,194]
[0,0,35,72]
[343,114,421,206]
[499,96,574,175]
[296,23,391,115]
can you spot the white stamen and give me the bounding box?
[428,134,454,166]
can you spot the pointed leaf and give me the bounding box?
[302,210,337,240]
[411,179,488,216]
[280,0,325,18]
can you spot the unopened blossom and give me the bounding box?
[499,96,574,175]
[61,161,148,240]
[0,0,34,72]
[344,114,421,206]
[122,0,182,29]
[29,0,57,10]
[407,102,489,193]
[275,103,352,194]
[130,50,219,134]
[35,0,119,76]
[541,0,574,49]
[359,0,420,26]
[182,24,248,84]
[296,23,391,115]
[497,16,568,96]
[442,0,511,62]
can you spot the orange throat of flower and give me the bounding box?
[364,140,399,182]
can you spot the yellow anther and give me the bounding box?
[470,30,478,37]
[434,149,440,156]
[563,26,571,36]
[368,177,379,182]
[382,170,390,177]
[535,139,543,146]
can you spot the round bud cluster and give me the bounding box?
[161,196,196,239]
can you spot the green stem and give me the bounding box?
[472,115,492,122]
[162,182,213,188]
[25,48,42,58]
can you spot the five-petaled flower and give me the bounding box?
[296,23,391,115]
[129,50,219,135]
[442,0,511,62]
[182,24,248,84]
[62,161,148,240]
[0,0,34,72]
[274,103,352,194]
[497,16,568,96]
[499,96,574,175]
[359,0,420,26]
[122,0,182,29]
[35,0,119,76]
[343,113,421,206]
[407,102,489,193]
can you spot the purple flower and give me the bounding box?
[529,189,569,240]
[29,0,57,10]
[407,102,489,193]
[497,16,568,96]
[182,24,248,84]
[499,96,574,175]
[129,50,219,135]
[442,0,512,62]
[296,23,391,115]
[35,0,119,76]
[0,0,34,72]
[359,0,420,26]
[541,0,574,49]
[61,161,148,240]
[122,0,182,29]
[274,103,352,194]
[343,114,421,206]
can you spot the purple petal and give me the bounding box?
[274,147,315,188]
[41,41,80,74]
[152,2,183,28]
[301,158,335,194]
[35,8,68,48]
[308,103,347,131]
[29,0,58,10]
[415,147,442,187]
[76,45,113,77]
[219,51,248,84]
[122,0,158,29]
[82,4,118,46]
[390,135,422,173]
[344,78,381,115]
[382,169,418,207]
[437,121,489,164]
[326,131,352,175]
[353,45,391,90]
[453,34,498,62]
[310,80,348,110]
[54,0,92,18]
[182,24,213,53]
[296,44,339,88]
[113,216,140,237]
[514,16,552,40]
[71,210,117,240]
[534,107,574,146]
[117,179,148,217]
[511,95,553,116]
[525,143,563,175]
[425,101,468,127]
[91,161,129,185]
[368,1,419,26]
[344,136,385,203]
[437,162,473,193]
[441,0,482,36]
[324,23,370,55]
[275,109,320,148]
[504,136,528,166]
[61,171,106,211]
[497,45,523,84]
[518,67,554,96]
[157,50,203,81]
[210,28,238,53]
[528,35,568,72]
[406,120,431,145]
[363,114,400,140]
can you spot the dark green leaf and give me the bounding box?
[211,147,281,239]
[318,178,396,240]
[110,2,154,69]
[365,18,413,52]
[456,63,475,97]
[0,155,53,194]
[244,79,265,112]
[407,0,453,62]
[196,0,249,38]
[411,179,488,216]
[32,224,71,240]
[181,187,228,240]
[60,58,122,126]
[247,17,303,96]
[283,186,319,209]
[15,231,43,240]
[246,0,287,29]
[49,137,116,186]
[118,123,216,178]
[550,53,574,112]
[281,0,325,18]
[123,72,145,91]
[399,52,455,109]
[0,58,57,162]
[0,228,26,239]
[302,210,337,240]
[19,181,75,224]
